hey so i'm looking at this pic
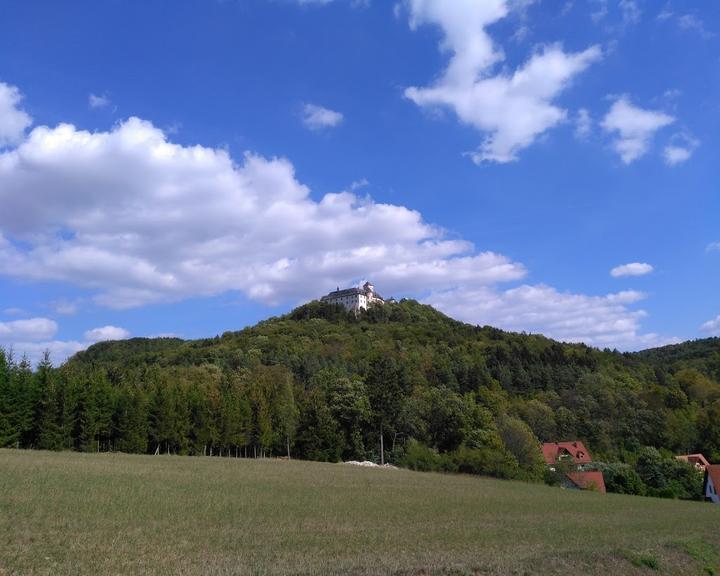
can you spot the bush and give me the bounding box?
[400,439,443,472]
[399,440,522,480]
[592,462,646,496]
[450,445,519,479]
[594,450,703,500]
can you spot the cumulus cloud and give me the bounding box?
[403,0,601,163]
[0,317,81,366]
[6,340,87,367]
[0,116,526,309]
[426,285,675,350]
[0,318,129,365]
[601,97,674,163]
[701,316,720,336]
[707,242,720,253]
[301,103,344,130]
[0,82,32,147]
[610,262,653,278]
[84,325,131,342]
[0,88,670,351]
[0,318,58,341]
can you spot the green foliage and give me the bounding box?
[592,462,646,495]
[400,438,443,472]
[2,300,719,491]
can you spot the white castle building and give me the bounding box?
[321,281,384,312]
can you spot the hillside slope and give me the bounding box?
[3,300,720,497]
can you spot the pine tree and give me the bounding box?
[36,351,63,451]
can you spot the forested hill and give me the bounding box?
[3,299,720,498]
[635,337,720,383]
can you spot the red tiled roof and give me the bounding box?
[566,471,606,493]
[676,454,710,468]
[705,465,720,494]
[542,441,593,465]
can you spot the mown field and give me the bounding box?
[0,450,718,575]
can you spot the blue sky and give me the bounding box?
[0,0,718,364]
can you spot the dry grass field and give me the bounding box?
[0,449,718,575]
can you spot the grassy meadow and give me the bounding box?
[0,449,718,575]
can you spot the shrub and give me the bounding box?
[450,445,520,479]
[400,439,442,472]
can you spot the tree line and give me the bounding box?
[1,299,719,500]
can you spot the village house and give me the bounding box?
[542,441,593,466]
[321,281,384,312]
[541,441,606,493]
[676,453,710,473]
[704,465,720,503]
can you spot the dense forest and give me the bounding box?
[1,300,718,499]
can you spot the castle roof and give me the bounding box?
[321,287,365,299]
[321,283,384,301]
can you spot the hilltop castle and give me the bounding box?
[320,281,384,312]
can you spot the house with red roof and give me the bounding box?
[542,441,606,494]
[676,453,710,473]
[704,465,720,503]
[564,471,606,493]
[542,441,593,466]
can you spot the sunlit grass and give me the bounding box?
[0,449,717,575]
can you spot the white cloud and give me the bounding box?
[707,242,720,253]
[0,90,670,352]
[0,116,526,309]
[0,317,129,365]
[663,133,699,166]
[403,0,601,163]
[701,316,720,336]
[88,93,111,109]
[610,262,653,278]
[601,97,674,163]
[0,82,32,147]
[663,145,691,166]
[0,318,58,341]
[426,285,675,350]
[575,108,592,139]
[7,340,87,366]
[301,103,344,130]
[0,316,85,366]
[84,325,131,342]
